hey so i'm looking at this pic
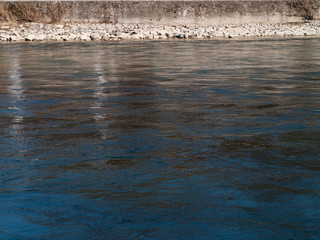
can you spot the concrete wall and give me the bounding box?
[1,1,320,26]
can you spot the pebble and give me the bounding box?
[1,21,320,42]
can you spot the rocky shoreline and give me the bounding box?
[1,21,320,42]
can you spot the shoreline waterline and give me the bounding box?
[1,21,320,42]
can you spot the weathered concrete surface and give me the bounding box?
[0,1,320,26]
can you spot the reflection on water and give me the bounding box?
[7,47,25,152]
[92,52,109,139]
[0,39,320,240]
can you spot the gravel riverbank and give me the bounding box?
[1,21,320,41]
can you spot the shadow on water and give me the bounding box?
[0,39,319,239]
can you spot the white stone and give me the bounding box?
[55,24,64,29]
[9,35,19,41]
[34,34,46,41]
[90,33,101,40]
[79,34,91,41]
[25,35,36,41]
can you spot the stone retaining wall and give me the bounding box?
[0,1,320,26]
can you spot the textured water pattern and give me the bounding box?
[0,39,320,240]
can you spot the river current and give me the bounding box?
[0,39,319,239]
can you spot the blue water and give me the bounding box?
[0,39,320,239]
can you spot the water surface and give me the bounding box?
[0,39,320,239]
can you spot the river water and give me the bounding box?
[0,39,319,239]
